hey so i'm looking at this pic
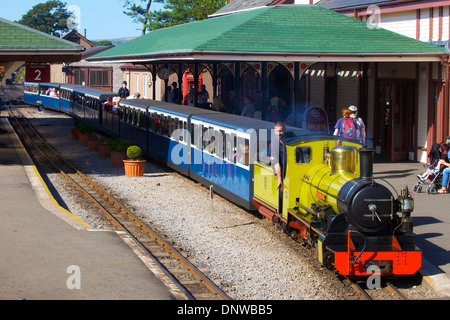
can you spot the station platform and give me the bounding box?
[0,116,186,300]
[372,160,450,297]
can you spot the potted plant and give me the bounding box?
[77,122,95,145]
[124,146,146,177]
[87,132,99,151]
[109,138,131,167]
[71,119,81,140]
[97,136,111,158]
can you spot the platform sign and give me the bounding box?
[25,64,50,83]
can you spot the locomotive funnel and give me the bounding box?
[359,148,375,179]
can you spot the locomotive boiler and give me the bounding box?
[253,138,421,276]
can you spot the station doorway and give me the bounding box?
[375,80,416,162]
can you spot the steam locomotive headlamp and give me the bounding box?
[396,187,415,233]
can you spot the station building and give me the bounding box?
[88,4,447,163]
[0,17,83,85]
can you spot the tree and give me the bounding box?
[17,0,73,37]
[124,0,227,32]
[123,0,165,35]
[94,40,113,46]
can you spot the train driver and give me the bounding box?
[271,121,287,191]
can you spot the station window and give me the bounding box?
[296,147,311,164]
[90,70,109,87]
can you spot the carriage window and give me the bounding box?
[160,115,166,135]
[130,109,137,126]
[153,113,160,133]
[136,111,142,127]
[216,130,225,158]
[296,147,311,164]
[191,124,196,145]
[225,133,236,163]
[203,127,214,152]
[168,117,175,137]
[237,137,249,166]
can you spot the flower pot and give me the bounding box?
[97,143,110,158]
[71,128,79,140]
[78,132,89,145]
[110,151,126,167]
[124,159,146,177]
[87,136,98,151]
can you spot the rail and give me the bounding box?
[5,102,231,300]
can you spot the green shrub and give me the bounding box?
[74,119,83,129]
[77,121,95,134]
[108,138,132,152]
[127,146,142,160]
[98,136,109,144]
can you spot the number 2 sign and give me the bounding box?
[25,64,50,83]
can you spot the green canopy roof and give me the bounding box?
[89,5,445,63]
[0,17,83,63]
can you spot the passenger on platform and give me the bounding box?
[198,85,210,109]
[185,89,196,106]
[278,97,288,121]
[333,108,359,141]
[225,90,237,114]
[241,95,255,118]
[267,96,280,122]
[349,105,366,147]
[118,81,130,99]
[169,82,181,104]
[162,86,172,102]
[212,96,226,112]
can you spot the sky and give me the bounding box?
[5,0,165,41]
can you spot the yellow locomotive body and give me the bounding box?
[253,136,421,276]
[254,137,360,221]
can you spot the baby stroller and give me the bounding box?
[413,159,443,194]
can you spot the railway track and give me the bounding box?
[345,276,410,300]
[6,103,231,301]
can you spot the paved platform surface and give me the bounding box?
[372,160,450,297]
[0,116,186,300]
